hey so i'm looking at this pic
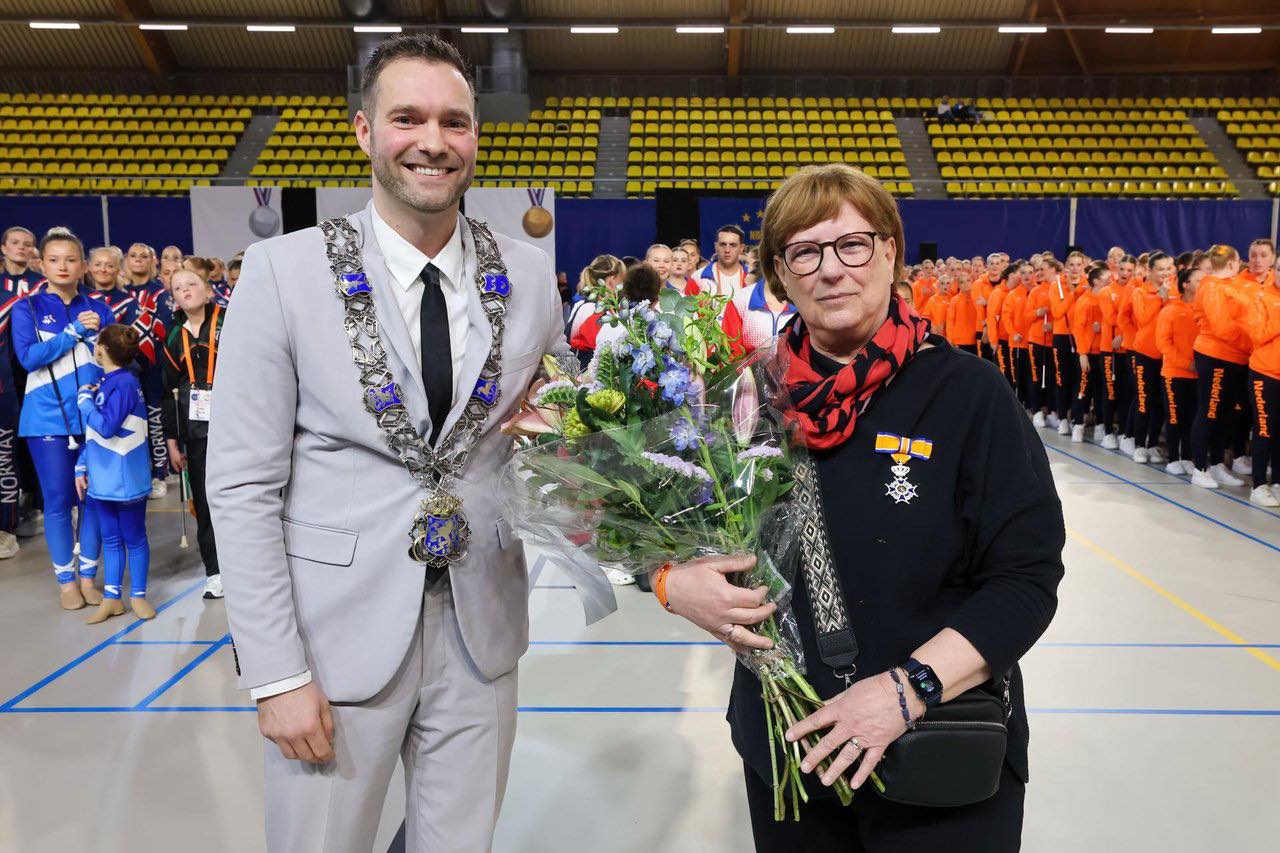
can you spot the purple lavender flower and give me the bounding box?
[641,451,712,482]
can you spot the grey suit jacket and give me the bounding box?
[207,202,566,703]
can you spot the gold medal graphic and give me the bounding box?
[522,187,554,238]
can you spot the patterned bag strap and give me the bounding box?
[794,455,859,684]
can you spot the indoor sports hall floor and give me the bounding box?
[1,430,1277,852]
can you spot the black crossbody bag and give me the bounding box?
[794,456,1011,809]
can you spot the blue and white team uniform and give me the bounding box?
[11,290,114,583]
[75,368,151,600]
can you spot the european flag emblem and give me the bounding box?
[340,273,372,298]
[482,274,511,298]
[472,378,500,407]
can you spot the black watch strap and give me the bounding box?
[904,657,944,707]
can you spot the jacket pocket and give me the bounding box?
[282,518,358,566]
[502,347,544,375]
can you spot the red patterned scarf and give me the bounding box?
[780,295,930,450]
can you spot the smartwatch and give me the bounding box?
[903,658,944,708]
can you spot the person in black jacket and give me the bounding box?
[653,163,1064,851]
[160,269,224,600]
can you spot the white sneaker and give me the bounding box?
[1133,447,1149,464]
[1147,447,1166,465]
[1232,456,1253,478]
[1249,485,1280,507]
[149,478,168,500]
[603,567,636,587]
[1165,461,1185,476]
[1093,425,1106,442]
[1180,460,1197,475]
[1046,413,1061,429]
[1208,463,1244,488]
[1101,433,1119,450]
[1120,436,1136,456]
[1032,411,1046,428]
[0,531,18,559]
[203,574,224,599]
[1071,425,1085,443]
[1191,468,1220,489]
[1057,420,1071,436]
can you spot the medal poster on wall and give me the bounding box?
[464,186,556,271]
[190,186,284,259]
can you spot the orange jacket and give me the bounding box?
[1048,275,1080,336]
[1193,274,1252,364]
[1097,282,1126,353]
[1071,289,1103,355]
[972,274,994,329]
[1130,282,1166,360]
[1246,283,1280,381]
[1003,286,1029,348]
[912,278,937,311]
[922,290,951,334]
[1025,283,1052,347]
[946,291,979,346]
[1116,283,1138,351]
[1241,267,1276,290]
[1156,300,1198,379]
[987,285,1009,344]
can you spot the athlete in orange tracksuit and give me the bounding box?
[1157,268,1202,470]
[946,277,980,355]
[1025,268,1054,421]
[1003,263,1031,406]
[1050,252,1087,425]
[1097,259,1133,448]
[921,277,952,338]
[1243,238,1280,503]
[1069,266,1107,442]
[1129,252,1176,462]
[1190,245,1253,481]
[988,273,1013,389]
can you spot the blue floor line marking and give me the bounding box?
[530,640,722,646]
[5,705,1280,716]
[59,639,1280,650]
[1056,434,1280,519]
[133,634,232,709]
[1043,443,1280,554]
[0,579,206,711]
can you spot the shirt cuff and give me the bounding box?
[249,670,312,701]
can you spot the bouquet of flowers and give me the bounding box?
[501,287,878,819]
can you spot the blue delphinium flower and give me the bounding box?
[650,319,675,346]
[631,344,656,376]
[658,364,692,404]
[694,482,714,506]
[669,417,701,452]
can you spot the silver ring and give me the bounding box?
[722,625,735,641]
[848,737,861,752]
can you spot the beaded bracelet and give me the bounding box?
[887,668,916,731]
[653,562,675,613]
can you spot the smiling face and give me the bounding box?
[645,245,673,280]
[774,201,895,360]
[89,249,119,288]
[355,58,477,220]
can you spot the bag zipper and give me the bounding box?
[910,720,1007,732]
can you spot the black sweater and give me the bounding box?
[729,336,1065,789]
[161,307,224,443]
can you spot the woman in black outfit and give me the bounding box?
[654,164,1064,851]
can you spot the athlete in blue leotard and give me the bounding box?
[13,228,114,611]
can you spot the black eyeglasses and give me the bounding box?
[779,231,885,276]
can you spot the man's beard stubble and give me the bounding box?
[370,137,473,215]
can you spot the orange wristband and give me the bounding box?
[653,562,674,612]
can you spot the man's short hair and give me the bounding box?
[716,225,745,244]
[361,33,475,115]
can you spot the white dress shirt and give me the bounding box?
[249,206,473,703]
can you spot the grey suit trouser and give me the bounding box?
[263,579,519,852]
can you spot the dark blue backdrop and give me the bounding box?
[0,195,105,247]
[1075,200,1275,258]
[555,198,656,279]
[105,196,192,253]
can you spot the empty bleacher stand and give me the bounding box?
[1217,101,1280,197]
[0,93,249,195]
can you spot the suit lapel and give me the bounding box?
[352,205,431,437]
[438,217,491,443]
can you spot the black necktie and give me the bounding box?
[419,263,452,445]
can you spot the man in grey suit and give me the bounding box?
[208,34,566,852]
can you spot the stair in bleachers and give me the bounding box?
[1191,116,1267,200]
[594,116,631,199]
[221,114,281,184]
[895,116,945,199]
[1213,104,1280,197]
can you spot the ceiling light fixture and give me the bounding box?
[892,26,941,34]
[786,26,836,35]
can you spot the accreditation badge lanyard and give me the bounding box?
[181,304,219,422]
